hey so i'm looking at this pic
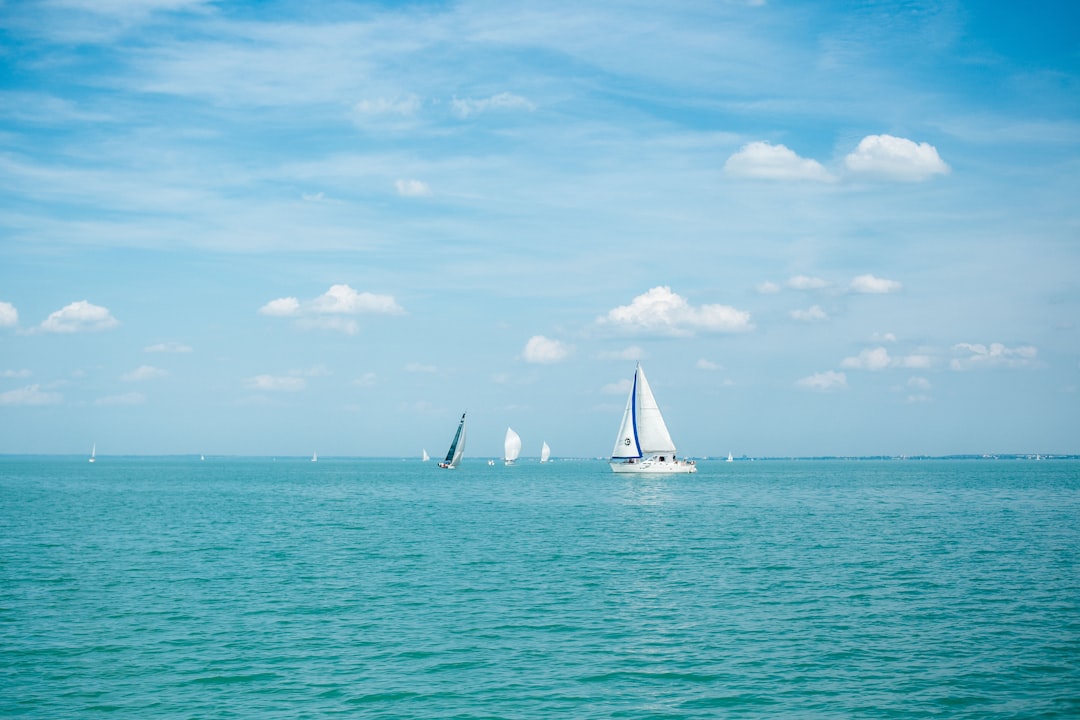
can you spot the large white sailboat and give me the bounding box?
[540,441,551,463]
[609,364,696,474]
[438,412,467,469]
[504,427,521,465]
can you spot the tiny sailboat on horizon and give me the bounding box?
[540,441,551,463]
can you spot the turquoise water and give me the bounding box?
[2,457,1077,717]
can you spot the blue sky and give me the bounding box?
[1,0,1077,458]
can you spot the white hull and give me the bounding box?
[610,456,697,474]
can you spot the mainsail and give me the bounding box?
[540,441,551,463]
[611,364,676,459]
[441,412,467,468]
[504,427,522,464]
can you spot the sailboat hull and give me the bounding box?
[610,456,697,474]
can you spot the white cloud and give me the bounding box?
[787,275,829,291]
[395,179,432,197]
[522,335,572,364]
[844,134,950,181]
[756,281,781,294]
[145,342,192,353]
[841,347,934,370]
[872,332,898,343]
[951,343,1038,371]
[258,297,301,317]
[907,377,932,391]
[696,358,720,371]
[95,392,146,406]
[451,92,534,118]
[790,305,828,322]
[353,95,422,117]
[245,374,306,391]
[39,300,119,333]
[602,378,633,395]
[0,384,62,406]
[291,364,330,378]
[260,284,404,333]
[122,365,168,382]
[850,274,902,294]
[2,369,32,378]
[0,301,17,327]
[599,286,753,337]
[724,141,834,182]
[796,371,847,392]
[405,362,437,373]
[353,372,377,387]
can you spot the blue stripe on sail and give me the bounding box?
[630,367,642,458]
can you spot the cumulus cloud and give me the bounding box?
[145,342,192,353]
[0,301,17,327]
[850,274,902,294]
[245,374,306,391]
[598,286,753,337]
[951,343,1038,370]
[122,365,168,382]
[724,141,834,182]
[452,92,534,118]
[796,371,847,392]
[395,179,431,197]
[841,347,933,370]
[522,335,572,364]
[791,305,828,322]
[259,284,404,334]
[0,384,62,406]
[39,301,119,333]
[844,134,950,181]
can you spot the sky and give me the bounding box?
[1,0,1078,458]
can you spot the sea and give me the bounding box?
[1,456,1077,718]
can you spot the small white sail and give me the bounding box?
[504,427,522,465]
[727,451,734,463]
[540,441,551,463]
[89,443,96,463]
[422,449,430,462]
[312,451,318,462]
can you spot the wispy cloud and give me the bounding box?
[39,301,119,333]
[951,343,1038,370]
[602,378,633,395]
[724,141,834,182]
[598,286,752,337]
[395,179,431,197]
[841,347,932,370]
[122,365,168,382]
[404,362,437,373]
[796,370,847,392]
[790,305,828,322]
[1,369,32,378]
[145,342,192,353]
[451,92,534,118]
[696,359,721,370]
[787,275,830,291]
[244,374,306,392]
[94,392,146,406]
[0,384,62,406]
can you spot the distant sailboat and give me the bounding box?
[504,427,521,465]
[311,451,318,462]
[727,451,734,463]
[438,412,467,469]
[540,441,551,463]
[422,449,430,462]
[609,363,696,474]
[200,454,205,461]
[88,443,96,464]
